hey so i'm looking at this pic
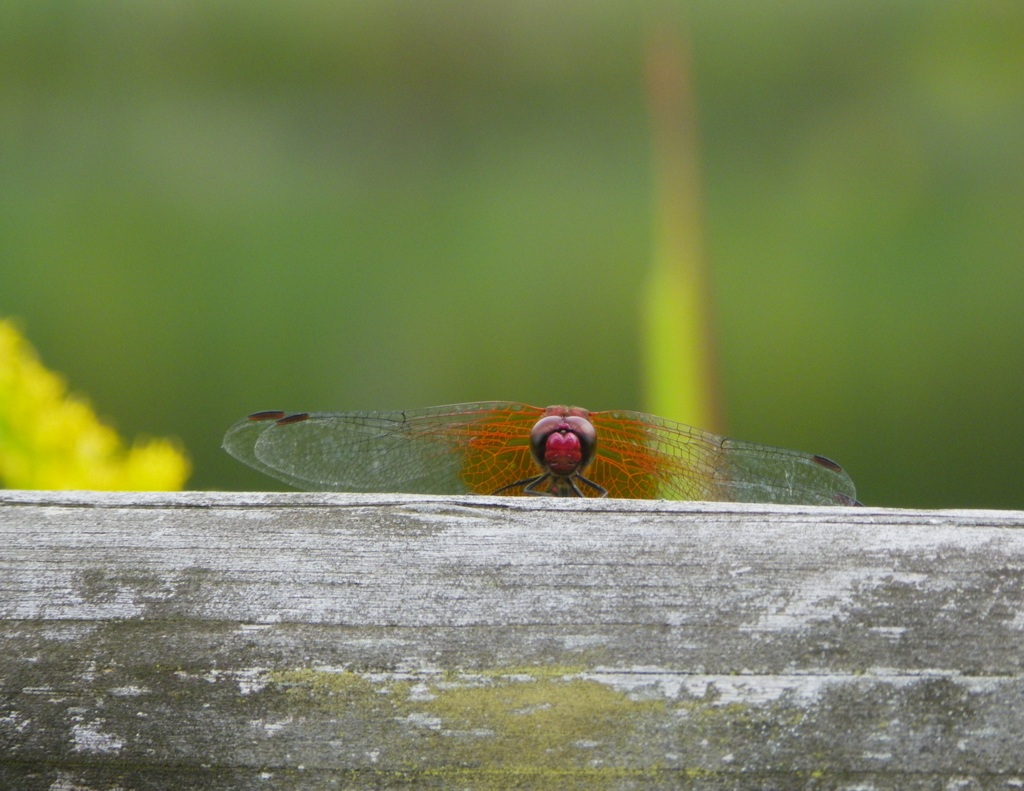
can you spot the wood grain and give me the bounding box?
[2,490,1023,789]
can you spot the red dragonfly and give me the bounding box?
[223,402,859,505]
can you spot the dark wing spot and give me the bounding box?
[811,454,843,473]
[248,410,286,421]
[275,412,311,425]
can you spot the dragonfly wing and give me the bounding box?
[588,411,722,499]
[222,414,299,486]
[714,439,858,505]
[223,402,544,494]
[590,411,857,505]
[223,410,469,492]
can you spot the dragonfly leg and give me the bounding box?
[492,473,549,496]
[521,473,555,496]
[512,473,580,497]
[574,474,608,498]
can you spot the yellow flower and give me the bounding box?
[0,319,190,490]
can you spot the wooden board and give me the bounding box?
[2,490,1024,789]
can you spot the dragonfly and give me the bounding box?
[223,402,859,505]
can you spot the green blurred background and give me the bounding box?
[2,2,1022,507]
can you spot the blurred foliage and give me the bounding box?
[0,319,189,490]
[1,2,1022,506]
[642,30,722,434]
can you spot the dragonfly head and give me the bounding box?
[529,409,597,477]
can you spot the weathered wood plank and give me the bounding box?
[2,490,1024,789]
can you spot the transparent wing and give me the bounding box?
[590,411,858,505]
[223,402,544,493]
